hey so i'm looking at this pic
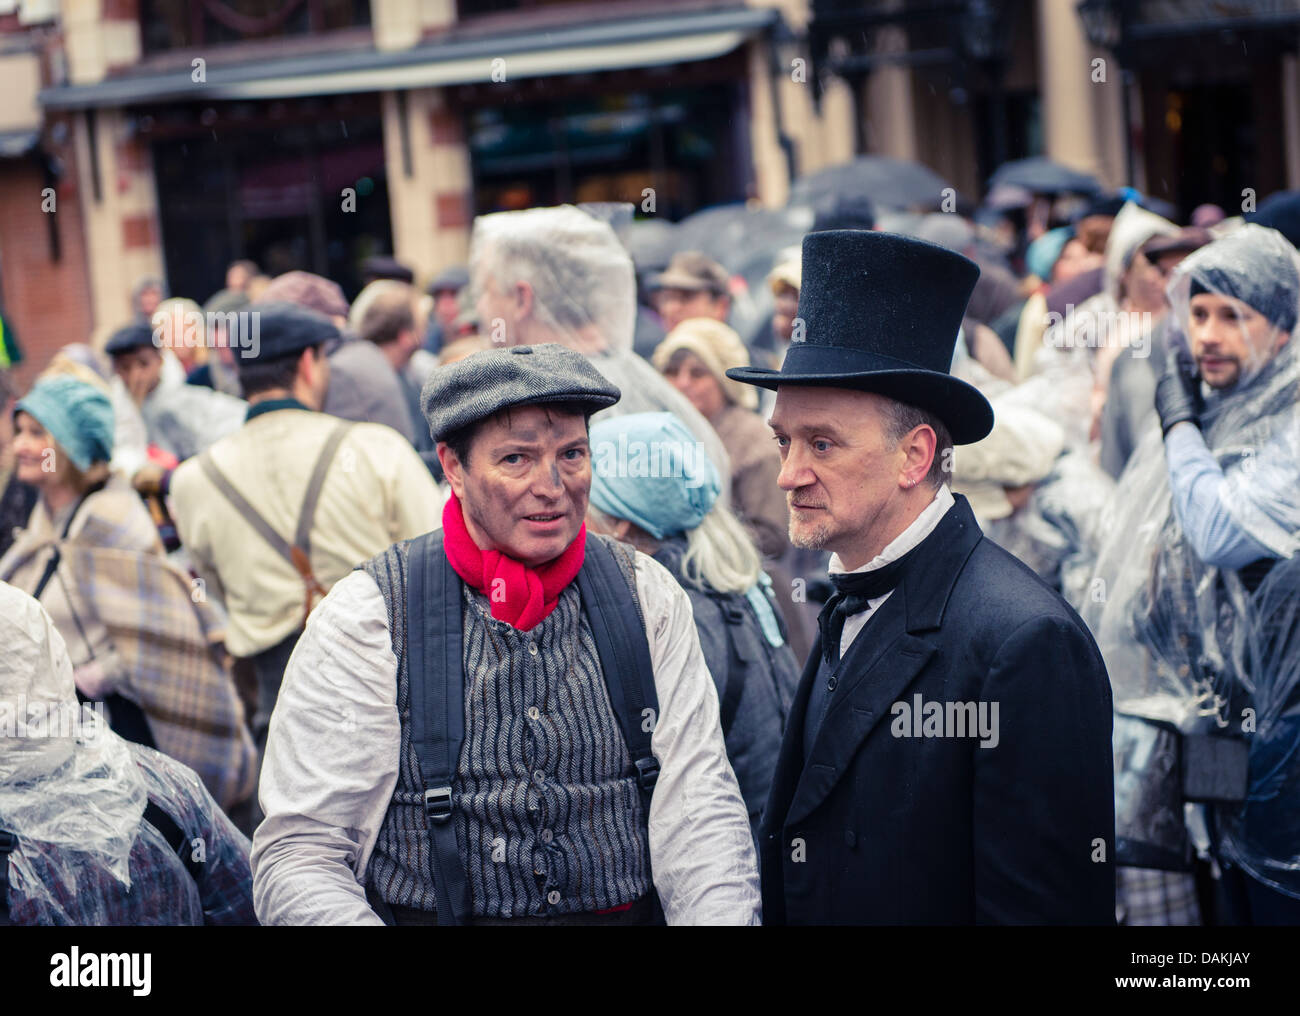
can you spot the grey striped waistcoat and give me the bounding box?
[360,536,652,919]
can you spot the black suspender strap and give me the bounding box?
[712,598,747,737]
[0,828,15,926]
[575,535,660,805]
[401,532,659,927]
[405,530,469,926]
[143,800,205,882]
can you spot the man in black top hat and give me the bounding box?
[727,230,1115,924]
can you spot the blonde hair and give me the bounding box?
[680,502,762,594]
[593,499,762,595]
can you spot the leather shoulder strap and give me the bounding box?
[294,420,352,555]
[198,419,353,564]
[197,452,294,564]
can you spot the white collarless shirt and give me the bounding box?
[827,485,955,660]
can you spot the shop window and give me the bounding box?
[140,0,370,55]
[466,87,744,220]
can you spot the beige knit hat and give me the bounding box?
[652,317,758,410]
[766,257,801,295]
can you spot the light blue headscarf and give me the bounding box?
[588,412,721,539]
[1026,226,1073,281]
[15,376,115,472]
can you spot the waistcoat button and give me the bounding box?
[547,890,561,905]
[527,706,540,720]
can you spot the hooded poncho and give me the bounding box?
[1078,225,1300,896]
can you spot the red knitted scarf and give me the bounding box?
[440,493,586,631]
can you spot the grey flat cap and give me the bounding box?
[421,342,621,442]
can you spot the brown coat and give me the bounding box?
[711,403,789,560]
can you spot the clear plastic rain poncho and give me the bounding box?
[469,204,732,498]
[0,579,148,905]
[1078,225,1300,893]
[1029,202,1179,450]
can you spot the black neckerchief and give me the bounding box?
[817,541,924,666]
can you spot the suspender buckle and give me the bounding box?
[634,757,659,793]
[424,787,453,824]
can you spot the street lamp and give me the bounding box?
[1077,0,1123,50]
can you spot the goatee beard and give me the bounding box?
[790,522,831,550]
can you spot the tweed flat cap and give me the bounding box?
[421,343,621,442]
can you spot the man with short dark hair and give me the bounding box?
[252,343,759,925]
[728,230,1115,925]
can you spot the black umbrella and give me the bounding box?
[988,156,1101,196]
[788,156,955,213]
[617,218,678,273]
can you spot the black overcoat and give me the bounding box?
[759,495,1115,924]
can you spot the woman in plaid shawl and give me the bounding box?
[0,375,255,814]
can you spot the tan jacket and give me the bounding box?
[169,408,445,657]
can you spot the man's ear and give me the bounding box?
[297,345,316,385]
[513,279,534,320]
[437,442,467,499]
[899,424,937,490]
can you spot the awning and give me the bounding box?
[39,6,777,111]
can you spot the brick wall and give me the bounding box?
[0,135,95,396]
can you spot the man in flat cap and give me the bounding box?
[650,251,733,333]
[727,230,1115,924]
[253,343,759,925]
[105,318,246,463]
[168,302,444,825]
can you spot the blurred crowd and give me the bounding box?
[3,169,1300,925]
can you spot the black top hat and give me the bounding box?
[726,230,994,444]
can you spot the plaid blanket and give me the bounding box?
[64,532,257,811]
[0,476,256,811]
